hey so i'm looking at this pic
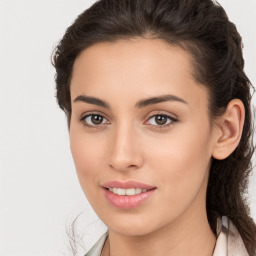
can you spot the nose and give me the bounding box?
[108,123,144,172]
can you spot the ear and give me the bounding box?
[212,99,245,160]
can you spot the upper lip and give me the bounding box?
[101,180,156,189]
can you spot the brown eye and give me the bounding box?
[155,115,168,125]
[91,115,103,125]
[82,114,108,126]
[147,114,176,126]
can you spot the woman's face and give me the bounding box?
[69,39,218,236]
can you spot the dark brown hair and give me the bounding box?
[52,0,256,254]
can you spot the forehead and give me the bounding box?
[72,38,195,83]
[70,38,208,109]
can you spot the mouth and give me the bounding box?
[101,180,157,209]
[105,187,155,196]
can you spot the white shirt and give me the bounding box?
[85,216,249,256]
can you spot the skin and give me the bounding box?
[69,38,245,256]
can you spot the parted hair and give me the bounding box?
[52,0,256,254]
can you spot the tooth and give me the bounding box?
[110,188,148,196]
[135,188,142,194]
[126,188,136,195]
[117,188,126,195]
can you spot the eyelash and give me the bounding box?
[79,113,178,129]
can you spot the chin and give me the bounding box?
[104,213,168,237]
[111,224,155,237]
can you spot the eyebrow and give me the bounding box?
[73,94,187,109]
[135,94,187,108]
[74,95,110,108]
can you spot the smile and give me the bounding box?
[101,180,157,209]
[108,188,149,196]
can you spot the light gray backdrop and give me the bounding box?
[0,0,255,255]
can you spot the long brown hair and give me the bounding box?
[52,0,256,254]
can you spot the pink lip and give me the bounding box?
[101,180,156,189]
[101,180,157,209]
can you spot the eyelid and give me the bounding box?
[144,110,178,120]
[79,111,110,128]
[78,111,178,129]
[143,111,179,127]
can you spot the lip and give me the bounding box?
[101,180,157,209]
[101,180,156,189]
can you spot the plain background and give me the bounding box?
[0,0,255,255]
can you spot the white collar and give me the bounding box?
[213,216,249,256]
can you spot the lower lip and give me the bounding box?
[103,188,156,209]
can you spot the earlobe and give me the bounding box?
[212,99,245,160]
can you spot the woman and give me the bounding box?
[52,0,256,255]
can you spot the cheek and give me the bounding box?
[146,125,212,213]
[69,132,106,194]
